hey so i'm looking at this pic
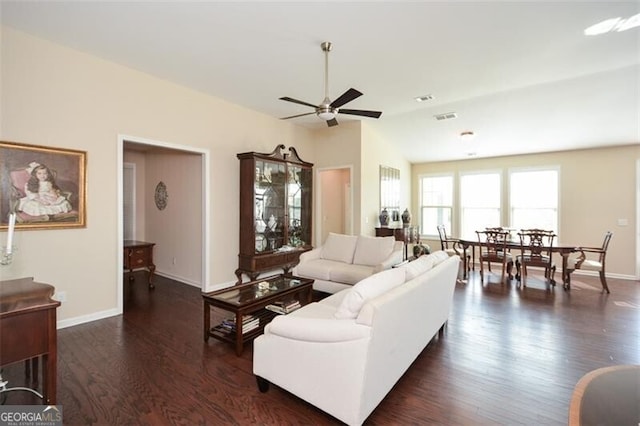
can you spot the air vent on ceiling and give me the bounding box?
[434,112,458,121]
[415,94,434,102]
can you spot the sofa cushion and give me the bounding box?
[430,250,450,265]
[334,267,406,319]
[321,233,358,264]
[295,258,340,281]
[401,250,451,281]
[401,255,437,281]
[352,235,396,266]
[329,263,376,285]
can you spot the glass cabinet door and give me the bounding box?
[255,159,286,253]
[288,165,312,247]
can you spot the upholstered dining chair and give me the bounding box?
[476,229,514,283]
[565,231,613,293]
[515,229,556,287]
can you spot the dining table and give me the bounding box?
[456,238,579,288]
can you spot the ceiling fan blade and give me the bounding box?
[338,109,382,119]
[327,118,339,127]
[330,88,363,108]
[279,97,318,109]
[281,112,316,120]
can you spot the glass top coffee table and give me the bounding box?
[202,274,313,355]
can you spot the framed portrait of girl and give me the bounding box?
[0,141,87,230]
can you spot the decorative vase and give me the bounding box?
[401,208,411,226]
[379,208,390,227]
[255,218,266,233]
[267,214,277,231]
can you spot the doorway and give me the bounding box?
[316,166,353,246]
[117,135,210,314]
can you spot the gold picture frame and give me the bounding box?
[0,141,87,230]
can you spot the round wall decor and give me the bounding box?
[154,181,168,210]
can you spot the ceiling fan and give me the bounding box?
[279,42,382,127]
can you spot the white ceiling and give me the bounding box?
[2,1,639,163]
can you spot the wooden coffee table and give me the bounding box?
[202,274,313,355]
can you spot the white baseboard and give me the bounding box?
[154,270,201,288]
[155,270,239,293]
[57,307,120,330]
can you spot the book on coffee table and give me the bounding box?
[265,300,301,315]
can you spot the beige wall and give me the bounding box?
[361,122,412,235]
[0,27,318,323]
[311,122,362,240]
[413,145,639,278]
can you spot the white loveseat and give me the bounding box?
[253,251,459,426]
[293,232,404,294]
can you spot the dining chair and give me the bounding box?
[437,225,470,279]
[515,229,556,287]
[476,229,513,283]
[565,231,613,293]
[437,225,461,256]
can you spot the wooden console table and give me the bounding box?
[375,226,420,260]
[124,240,156,289]
[0,277,61,404]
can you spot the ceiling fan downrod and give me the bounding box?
[318,41,336,120]
[321,41,332,106]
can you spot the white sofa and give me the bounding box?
[253,251,459,426]
[293,232,404,294]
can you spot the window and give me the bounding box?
[419,174,453,236]
[460,172,501,240]
[510,168,559,232]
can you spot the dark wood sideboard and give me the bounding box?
[0,277,61,404]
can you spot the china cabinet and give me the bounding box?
[235,145,313,282]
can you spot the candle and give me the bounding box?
[6,213,15,255]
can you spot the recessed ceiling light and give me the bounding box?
[415,94,434,102]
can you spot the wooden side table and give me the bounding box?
[0,277,61,404]
[124,240,156,289]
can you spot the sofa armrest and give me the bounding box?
[298,247,322,264]
[266,316,371,343]
[373,244,404,273]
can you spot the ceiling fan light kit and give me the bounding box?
[279,41,382,127]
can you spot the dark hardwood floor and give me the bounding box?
[2,269,639,425]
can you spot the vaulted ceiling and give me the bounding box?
[2,1,638,162]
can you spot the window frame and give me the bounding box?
[418,172,454,238]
